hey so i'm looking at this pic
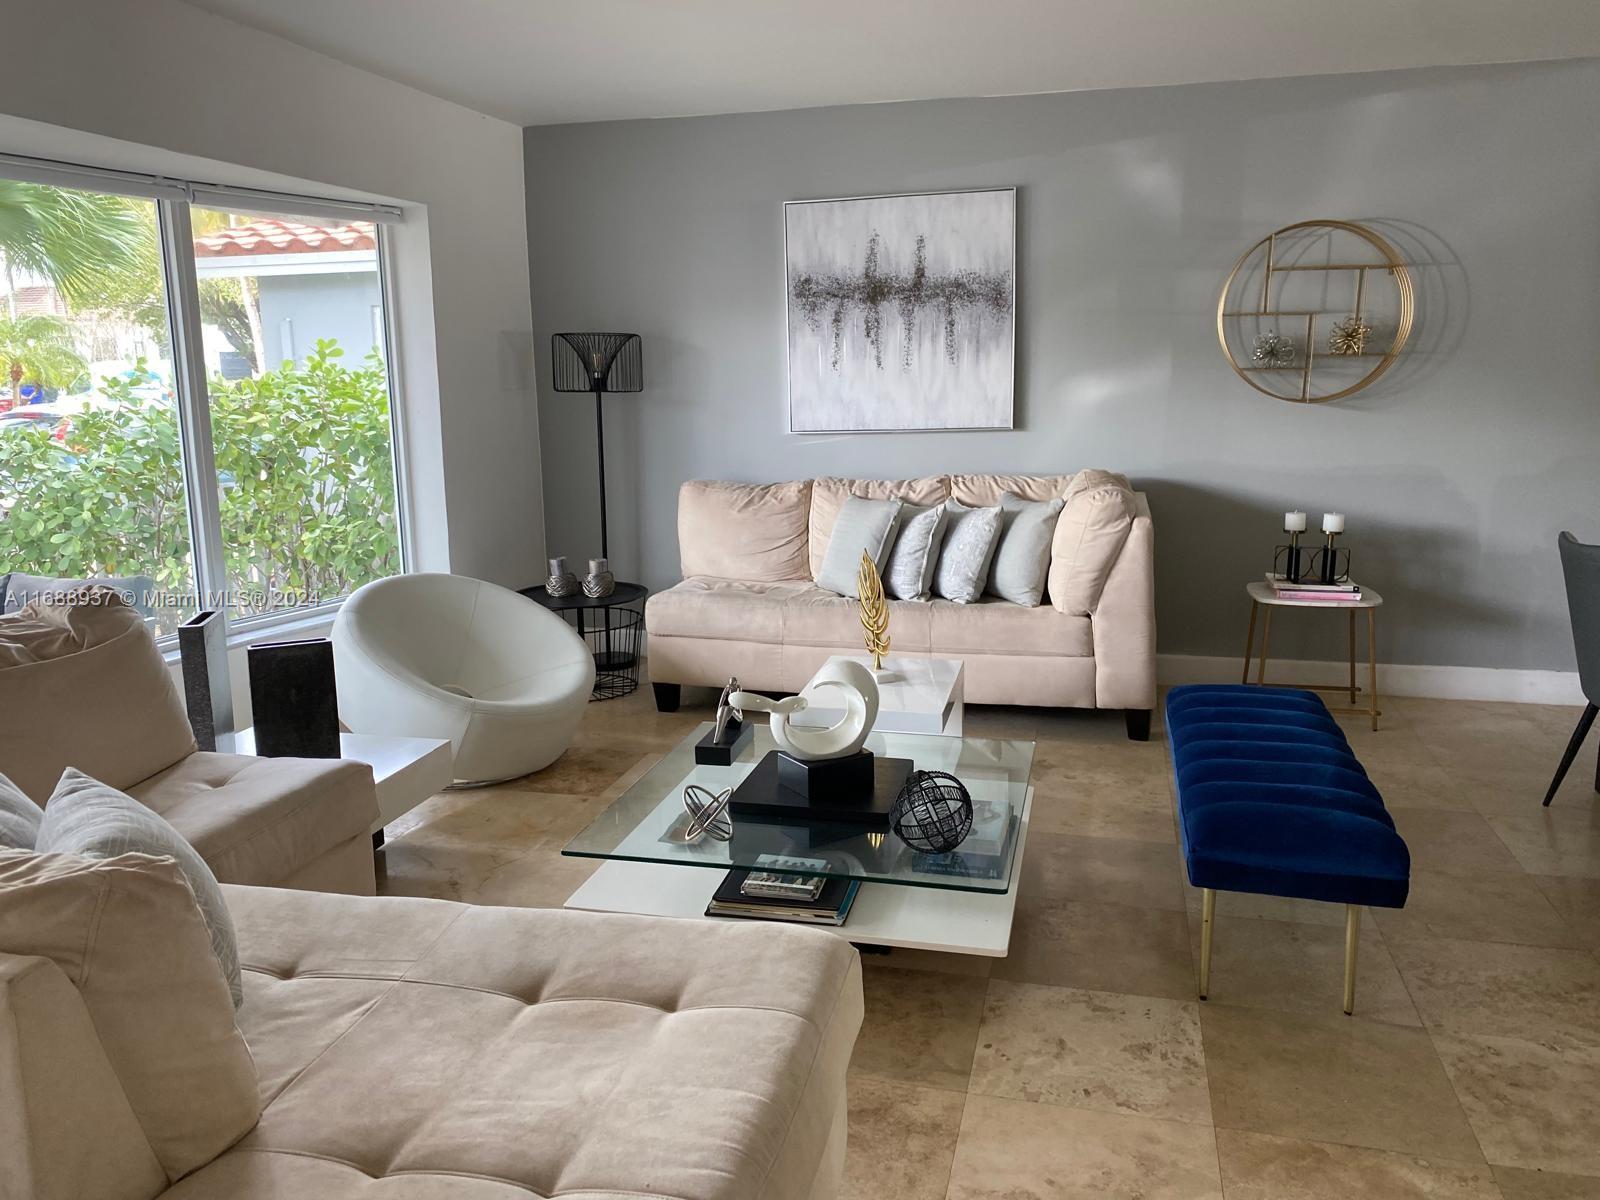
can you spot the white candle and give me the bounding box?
[1284,511,1307,533]
[1322,512,1345,534]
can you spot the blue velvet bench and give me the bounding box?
[1165,683,1410,1014]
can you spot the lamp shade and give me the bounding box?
[552,332,643,393]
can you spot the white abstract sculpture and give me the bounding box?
[731,659,880,761]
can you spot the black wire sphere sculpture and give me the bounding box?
[890,770,974,853]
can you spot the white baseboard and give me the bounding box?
[1158,654,1585,706]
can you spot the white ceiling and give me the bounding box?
[178,0,1600,126]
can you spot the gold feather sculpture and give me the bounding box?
[858,551,891,672]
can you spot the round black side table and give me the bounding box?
[520,581,648,701]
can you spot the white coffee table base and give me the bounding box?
[564,787,1031,957]
[790,654,965,737]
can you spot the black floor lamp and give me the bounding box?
[550,332,642,561]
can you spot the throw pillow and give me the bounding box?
[883,503,950,602]
[0,849,261,1182]
[0,770,41,850]
[989,493,1066,607]
[1049,472,1137,616]
[816,496,904,598]
[38,768,242,1008]
[934,500,1004,604]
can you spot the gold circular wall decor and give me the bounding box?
[1216,219,1414,403]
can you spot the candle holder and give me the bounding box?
[1273,531,1307,582]
[1310,538,1352,585]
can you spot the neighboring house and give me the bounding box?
[191,218,381,373]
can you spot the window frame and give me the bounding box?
[0,155,411,642]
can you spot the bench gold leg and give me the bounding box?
[1343,904,1359,1015]
[1199,888,1216,1000]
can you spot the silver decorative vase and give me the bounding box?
[546,556,579,599]
[583,557,615,599]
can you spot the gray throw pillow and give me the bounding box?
[38,768,243,1008]
[989,492,1067,607]
[934,500,1004,604]
[816,496,904,598]
[0,771,41,851]
[884,504,950,602]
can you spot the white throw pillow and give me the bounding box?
[883,504,950,602]
[988,493,1066,607]
[934,500,1004,604]
[816,496,904,598]
[38,768,242,1008]
[0,770,41,851]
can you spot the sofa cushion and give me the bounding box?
[816,496,902,597]
[929,597,1093,657]
[1050,470,1137,616]
[884,503,950,601]
[678,479,813,582]
[647,578,816,644]
[128,752,378,888]
[989,493,1065,607]
[935,500,1004,604]
[0,771,40,850]
[950,473,1075,507]
[181,884,863,1200]
[0,591,196,804]
[40,768,242,1007]
[809,476,950,579]
[783,585,935,652]
[0,850,260,1183]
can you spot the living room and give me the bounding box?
[2,2,1599,1198]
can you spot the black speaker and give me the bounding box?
[247,638,340,758]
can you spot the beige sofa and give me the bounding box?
[2,880,863,1200]
[647,472,1157,738]
[0,591,380,893]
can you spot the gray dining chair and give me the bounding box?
[1544,531,1600,805]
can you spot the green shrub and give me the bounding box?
[0,339,399,627]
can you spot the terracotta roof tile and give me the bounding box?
[192,217,376,257]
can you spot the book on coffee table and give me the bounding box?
[706,867,859,926]
[741,854,830,902]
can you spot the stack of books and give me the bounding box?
[1266,573,1363,602]
[705,854,859,926]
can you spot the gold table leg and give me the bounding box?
[1199,888,1216,1000]
[1367,607,1379,732]
[1242,601,1259,684]
[1347,607,1357,706]
[1256,607,1273,686]
[1343,904,1360,1015]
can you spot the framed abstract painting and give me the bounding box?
[784,187,1015,433]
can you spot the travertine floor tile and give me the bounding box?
[993,898,1194,1000]
[970,980,1209,1123]
[1187,914,1420,1025]
[1533,876,1600,950]
[842,1075,965,1200]
[946,1094,1223,1200]
[1494,1164,1600,1199]
[1216,1129,1502,1200]
[1389,807,1528,875]
[852,965,987,1090]
[1483,809,1600,879]
[1016,832,1186,912]
[1432,1027,1600,1176]
[1201,1004,1482,1160]
[1386,936,1600,1040]
[1372,869,1585,949]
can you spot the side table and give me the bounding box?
[1241,580,1384,730]
[521,581,648,701]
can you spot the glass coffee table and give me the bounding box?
[563,722,1035,956]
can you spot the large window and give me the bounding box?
[0,171,403,635]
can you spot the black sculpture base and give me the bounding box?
[730,750,912,830]
[695,718,753,766]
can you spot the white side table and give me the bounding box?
[223,727,454,843]
[1241,581,1384,730]
[788,654,964,736]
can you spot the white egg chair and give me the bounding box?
[332,574,595,785]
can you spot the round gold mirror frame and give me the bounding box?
[1216,219,1415,404]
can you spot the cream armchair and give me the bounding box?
[332,574,594,785]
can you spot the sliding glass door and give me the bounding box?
[0,170,404,636]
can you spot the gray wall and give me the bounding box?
[258,272,382,368]
[525,60,1600,671]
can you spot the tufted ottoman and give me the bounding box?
[158,885,863,1200]
[1166,684,1410,1015]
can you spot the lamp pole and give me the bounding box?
[592,376,608,562]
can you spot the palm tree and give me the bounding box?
[0,315,87,410]
[0,180,146,312]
